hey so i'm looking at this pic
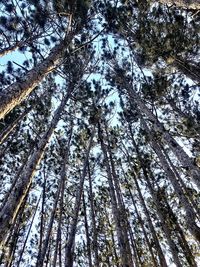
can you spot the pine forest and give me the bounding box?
[0,0,200,266]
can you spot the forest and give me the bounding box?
[0,0,200,266]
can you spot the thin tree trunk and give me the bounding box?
[0,108,30,145]
[65,129,95,267]
[106,209,120,267]
[105,126,133,266]
[36,172,63,267]
[98,122,133,267]
[88,163,99,267]
[16,194,41,267]
[132,168,182,267]
[0,90,72,247]
[141,119,200,242]
[83,193,92,267]
[125,177,159,267]
[159,189,198,267]
[3,194,28,267]
[162,145,200,217]
[125,85,200,188]
[52,131,72,267]
[37,168,47,265]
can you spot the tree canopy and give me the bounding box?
[0,0,200,266]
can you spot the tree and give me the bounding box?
[0,1,200,266]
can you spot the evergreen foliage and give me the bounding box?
[0,0,200,266]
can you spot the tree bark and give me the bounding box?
[98,122,133,267]
[52,131,72,267]
[0,90,72,247]
[65,129,95,267]
[0,108,30,145]
[88,163,99,267]
[159,189,198,267]
[125,84,200,188]
[16,194,41,267]
[83,192,92,267]
[0,34,73,120]
[36,172,63,267]
[132,168,182,267]
[141,119,200,242]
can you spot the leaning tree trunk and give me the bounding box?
[120,148,167,267]
[132,167,183,267]
[141,119,200,242]
[0,90,72,247]
[16,194,41,267]
[173,56,200,84]
[0,33,73,120]
[0,108,30,145]
[130,188,159,267]
[124,84,200,188]
[160,189,198,267]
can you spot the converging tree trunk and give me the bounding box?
[98,122,133,267]
[0,89,72,247]
[65,129,95,267]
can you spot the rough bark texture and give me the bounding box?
[0,92,71,247]
[0,42,24,58]
[0,35,71,120]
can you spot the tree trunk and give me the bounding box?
[88,163,99,267]
[141,119,200,242]
[0,91,72,247]
[83,192,92,267]
[16,194,41,267]
[98,122,133,267]
[36,172,63,267]
[52,131,72,267]
[105,125,133,266]
[126,85,200,188]
[0,108,30,145]
[65,129,95,267]
[173,56,200,84]
[0,34,73,120]
[160,189,198,267]
[132,169,182,267]
[127,126,168,267]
